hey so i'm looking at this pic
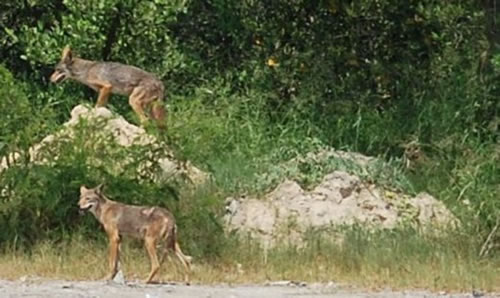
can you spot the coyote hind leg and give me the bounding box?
[151,99,166,129]
[144,236,160,284]
[159,226,191,284]
[129,87,149,124]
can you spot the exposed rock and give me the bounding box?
[0,105,209,185]
[66,105,155,146]
[225,170,458,247]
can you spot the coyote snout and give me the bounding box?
[78,190,100,212]
[52,46,166,127]
[79,184,191,284]
[50,64,70,83]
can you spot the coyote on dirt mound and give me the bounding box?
[78,184,191,284]
[51,46,165,127]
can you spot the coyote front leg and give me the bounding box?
[88,80,112,107]
[105,229,121,281]
[96,84,112,107]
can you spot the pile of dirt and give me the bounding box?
[225,170,458,247]
[0,105,209,185]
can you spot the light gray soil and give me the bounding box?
[1,279,496,298]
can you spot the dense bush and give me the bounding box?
[0,0,498,255]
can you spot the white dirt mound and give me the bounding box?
[0,105,209,185]
[225,170,458,247]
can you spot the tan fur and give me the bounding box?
[78,184,191,284]
[51,46,166,127]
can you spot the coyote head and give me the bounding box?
[79,184,104,213]
[50,46,74,84]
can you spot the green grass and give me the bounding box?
[0,228,498,292]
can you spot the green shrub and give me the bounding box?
[0,65,32,155]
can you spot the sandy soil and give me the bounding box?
[1,278,496,298]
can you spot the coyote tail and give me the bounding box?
[172,225,192,269]
[175,241,192,267]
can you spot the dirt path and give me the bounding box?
[1,279,496,298]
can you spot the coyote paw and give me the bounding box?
[103,273,116,281]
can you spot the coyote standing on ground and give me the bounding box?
[78,184,191,284]
[50,46,165,127]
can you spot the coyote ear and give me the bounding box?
[95,183,105,193]
[62,45,72,63]
[80,185,87,193]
